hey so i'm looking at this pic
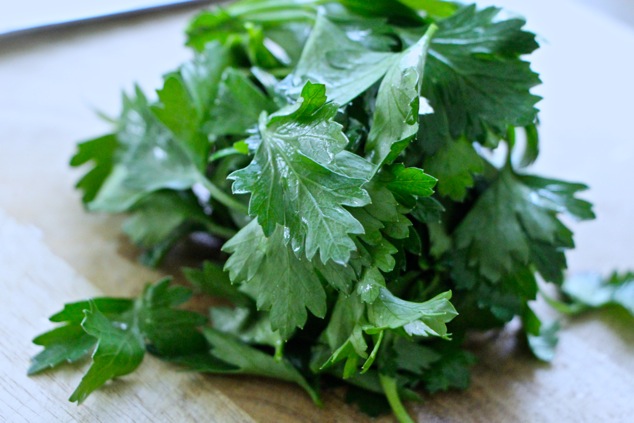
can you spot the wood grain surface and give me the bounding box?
[1,1,633,422]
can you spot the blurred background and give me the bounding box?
[579,0,634,27]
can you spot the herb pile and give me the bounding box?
[28,1,633,421]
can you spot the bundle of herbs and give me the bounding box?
[28,0,634,421]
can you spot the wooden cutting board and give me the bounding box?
[1,1,633,421]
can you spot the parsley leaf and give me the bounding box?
[202,328,321,404]
[523,306,560,362]
[280,14,396,105]
[208,68,277,137]
[68,303,145,404]
[70,134,118,204]
[30,279,207,403]
[423,347,476,393]
[152,75,207,167]
[28,325,97,376]
[223,220,355,339]
[316,292,370,377]
[87,88,204,212]
[229,82,374,264]
[365,25,436,166]
[136,279,208,357]
[454,168,593,284]
[367,289,457,337]
[184,261,253,307]
[423,137,484,201]
[210,306,283,350]
[29,297,134,378]
[418,5,541,152]
[122,190,217,266]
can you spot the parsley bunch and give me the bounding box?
[31,1,629,421]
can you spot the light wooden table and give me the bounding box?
[1,1,633,421]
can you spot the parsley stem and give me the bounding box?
[199,177,249,215]
[208,147,243,163]
[379,374,415,423]
[274,340,284,362]
[538,287,586,315]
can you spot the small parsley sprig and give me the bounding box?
[29,1,623,421]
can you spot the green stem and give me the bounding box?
[199,177,249,215]
[274,340,284,361]
[228,1,322,21]
[208,146,245,163]
[379,373,415,423]
[538,288,586,316]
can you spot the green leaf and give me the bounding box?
[355,177,415,242]
[123,192,190,247]
[365,25,436,166]
[518,124,540,168]
[69,303,145,404]
[367,289,457,338]
[207,68,277,137]
[244,22,286,68]
[31,279,206,403]
[423,137,484,201]
[319,293,365,353]
[88,88,204,212]
[222,219,268,283]
[181,41,233,118]
[28,325,96,375]
[49,298,133,324]
[317,292,369,377]
[210,306,283,350]
[137,279,208,357]
[519,174,595,221]
[356,267,386,304]
[424,347,476,393]
[411,197,445,224]
[185,2,313,60]
[122,191,214,266]
[419,5,541,153]
[184,261,252,307]
[383,163,437,201]
[348,178,415,277]
[523,306,560,362]
[89,43,234,212]
[392,338,441,374]
[56,3,599,421]
[281,14,396,105]
[562,272,634,315]
[203,328,321,405]
[223,220,354,339]
[454,169,593,284]
[152,75,206,168]
[229,82,374,264]
[70,134,119,204]
[185,8,243,52]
